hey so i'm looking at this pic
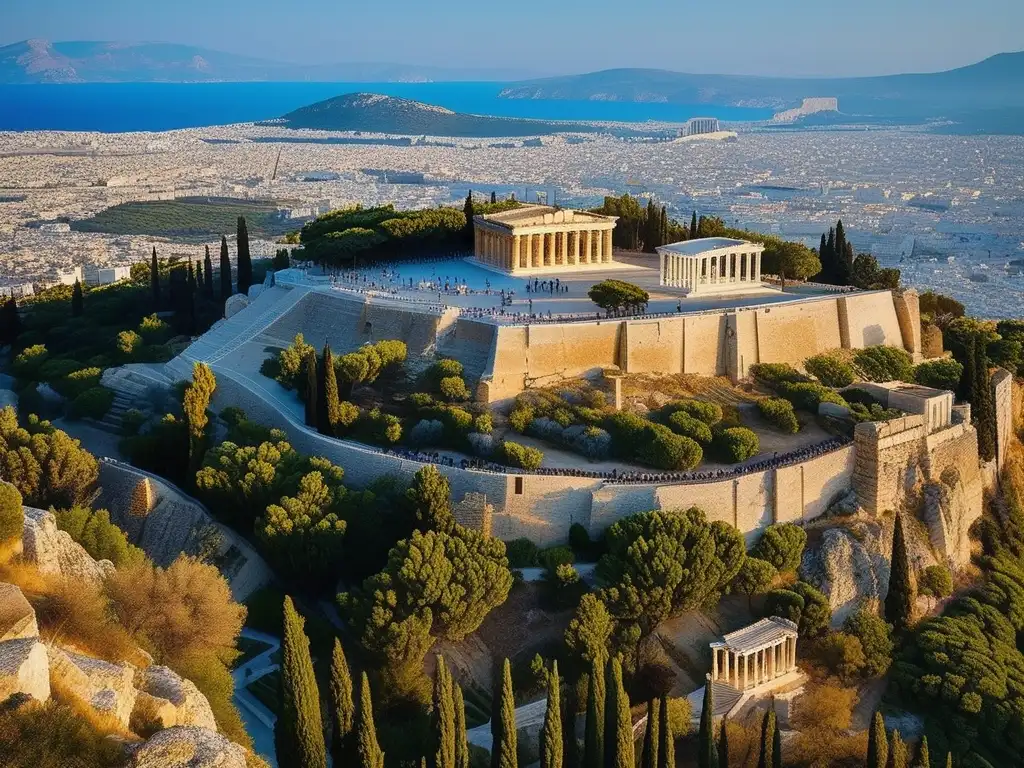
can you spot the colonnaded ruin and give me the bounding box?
[472,204,618,273]
[101,229,1015,559]
[656,237,766,296]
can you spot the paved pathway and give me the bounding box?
[233,628,281,767]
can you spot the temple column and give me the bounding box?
[560,232,569,265]
[582,230,592,264]
[512,235,521,271]
[483,232,490,263]
[713,649,719,681]
[724,651,731,686]
[505,235,512,270]
[755,252,762,282]
[741,654,747,689]
[523,233,533,268]
[603,229,613,262]
[572,231,580,265]
[593,230,603,263]
[474,228,481,258]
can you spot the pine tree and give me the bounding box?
[275,597,327,768]
[584,660,605,768]
[885,513,916,633]
[357,672,385,768]
[690,211,698,239]
[407,464,455,534]
[220,235,232,299]
[540,661,563,768]
[718,717,729,768]
[603,657,633,768]
[204,245,214,295]
[657,694,674,768]
[698,678,715,768]
[151,246,160,309]
[304,349,318,428]
[317,344,341,435]
[434,656,457,768]
[454,682,470,768]
[330,639,355,767]
[867,712,888,768]
[491,659,517,768]
[71,279,84,317]
[757,708,775,768]
[237,216,252,295]
[917,736,931,768]
[640,700,657,768]
[888,730,907,768]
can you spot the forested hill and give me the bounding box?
[275,92,602,137]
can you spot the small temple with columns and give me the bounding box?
[656,237,765,296]
[473,205,618,274]
[710,616,799,692]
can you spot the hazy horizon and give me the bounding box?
[5,0,1024,78]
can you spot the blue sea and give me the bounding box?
[0,82,773,133]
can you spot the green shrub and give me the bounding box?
[712,426,760,463]
[0,481,23,544]
[0,699,127,768]
[588,279,649,312]
[913,358,964,392]
[116,329,144,358]
[665,399,723,426]
[639,424,703,470]
[55,367,103,399]
[776,381,849,412]
[11,344,49,380]
[408,392,435,408]
[843,609,893,677]
[138,313,171,343]
[804,354,856,388]
[439,376,470,402]
[508,405,534,433]
[121,408,147,437]
[538,545,574,572]
[749,362,810,387]
[568,523,593,560]
[506,537,539,568]
[496,440,544,470]
[38,358,82,383]
[765,581,830,638]
[53,506,146,569]
[68,386,114,420]
[335,401,360,431]
[853,345,914,382]
[358,408,401,444]
[919,564,954,598]
[757,397,800,433]
[820,632,867,682]
[474,413,493,434]
[667,411,714,444]
[754,523,807,573]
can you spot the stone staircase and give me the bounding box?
[84,389,136,435]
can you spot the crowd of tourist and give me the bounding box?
[371,436,854,484]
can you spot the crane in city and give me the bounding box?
[270,148,282,182]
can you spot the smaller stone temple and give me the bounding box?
[656,237,765,296]
[473,205,618,274]
[709,616,798,692]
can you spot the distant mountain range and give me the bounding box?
[275,93,605,137]
[0,39,544,83]
[500,52,1024,128]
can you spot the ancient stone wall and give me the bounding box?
[754,299,843,368]
[993,367,1014,470]
[852,416,929,514]
[838,292,905,350]
[892,289,922,358]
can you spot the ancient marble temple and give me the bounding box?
[473,205,618,274]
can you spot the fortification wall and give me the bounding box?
[622,318,684,375]
[993,368,1014,470]
[838,292,905,350]
[683,314,728,376]
[775,446,857,524]
[754,299,843,368]
[892,290,922,357]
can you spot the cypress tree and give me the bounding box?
[640,699,657,768]
[757,708,775,768]
[275,597,327,768]
[603,657,633,768]
[957,331,977,404]
[771,714,781,768]
[304,350,318,428]
[220,235,232,299]
[71,279,84,317]
[823,228,836,283]
[944,754,952,768]
[660,207,668,246]
[195,260,203,291]
[434,656,456,768]
[917,736,931,768]
[718,717,729,768]
[562,676,580,768]
[491,191,497,204]
[454,682,470,768]
[867,711,888,768]
[583,660,605,768]
[974,339,997,461]
[834,220,853,286]
[185,258,197,334]
[357,672,385,768]
[151,246,160,309]
[0,297,20,347]
[463,191,475,247]
[690,211,698,239]
[657,694,673,768]
[698,678,715,768]
[329,639,355,767]
[885,513,916,633]
[540,661,563,768]
[888,730,908,768]
[491,658,517,768]
[204,245,214,294]
[237,216,252,295]
[317,344,341,435]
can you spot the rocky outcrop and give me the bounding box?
[802,527,880,626]
[134,665,216,731]
[48,645,137,727]
[21,507,114,585]
[0,581,38,641]
[0,637,50,704]
[130,726,247,768]
[922,469,981,569]
[224,294,249,319]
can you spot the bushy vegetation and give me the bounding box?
[764,581,831,639]
[712,426,760,463]
[751,362,850,413]
[753,523,807,573]
[0,699,127,768]
[757,397,801,433]
[0,481,23,545]
[913,357,965,392]
[0,407,98,509]
[587,280,650,314]
[53,507,146,569]
[605,411,703,471]
[495,440,544,470]
[853,345,914,382]
[804,353,856,388]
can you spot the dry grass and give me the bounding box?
[48,676,135,741]
[622,373,760,407]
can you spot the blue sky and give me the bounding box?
[4,0,1023,77]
